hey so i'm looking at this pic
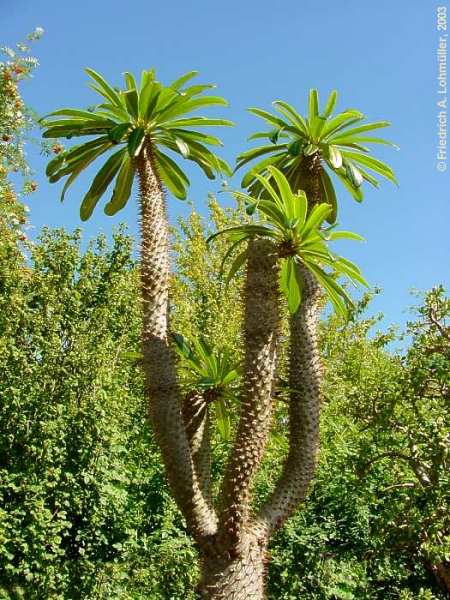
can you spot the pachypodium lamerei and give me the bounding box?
[42,77,396,599]
[42,67,233,543]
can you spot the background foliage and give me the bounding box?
[0,33,448,600]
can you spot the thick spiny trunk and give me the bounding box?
[136,141,216,541]
[199,532,268,599]
[257,263,322,532]
[182,390,213,508]
[220,239,280,546]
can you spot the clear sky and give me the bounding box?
[2,0,449,333]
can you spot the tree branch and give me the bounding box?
[182,390,214,510]
[361,451,432,487]
[256,264,322,535]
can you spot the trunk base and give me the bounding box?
[198,534,267,599]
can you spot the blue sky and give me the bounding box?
[2,0,449,333]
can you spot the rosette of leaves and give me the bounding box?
[41,68,233,219]
[209,166,368,316]
[237,89,397,222]
[173,334,240,441]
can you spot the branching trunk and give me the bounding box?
[138,141,326,594]
[256,263,322,533]
[219,239,280,547]
[136,140,217,542]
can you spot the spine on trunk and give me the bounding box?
[219,239,280,548]
[137,141,217,541]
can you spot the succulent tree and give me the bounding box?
[41,68,233,544]
[42,78,394,599]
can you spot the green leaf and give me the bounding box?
[127,127,145,157]
[240,153,285,188]
[173,333,193,360]
[64,136,111,163]
[139,78,156,118]
[301,203,332,237]
[207,224,270,244]
[104,155,135,216]
[342,151,397,185]
[292,191,308,227]
[319,170,338,224]
[44,108,114,122]
[272,100,308,135]
[174,137,190,158]
[123,89,139,119]
[166,128,223,146]
[85,68,124,109]
[308,89,319,121]
[256,200,287,229]
[335,169,364,202]
[328,146,343,168]
[334,259,369,287]
[236,144,287,170]
[253,171,285,209]
[326,231,365,242]
[323,90,337,118]
[305,262,349,318]
[49,139,111,183]
[267,165,293,215]
[108,123,131,143]
[170,70,199,90]
[345,161,364,187]
[45,153,65,177]
[80,148,125,221]
[143,84,162,121]
[357,165,380,188]
[58,145,111,202]
[321,110,364,139]
[218,236,248,277]
[158,96,228,123]
[216,398,231,441]
[280,258,303,314]
[180,83,216,99]
[154,150,189,200]
[221,369,240,385]
[96,103,130,122]
[162,117,234,129]
[123,71,138,91]
[331,121,391,139]
[248,107,289,130]
[225,250,248,285]
[303,143,317,156]
[43,124,110,139]
[59,166,85,203]
[331,135,398,149]
[139,69,152,94]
